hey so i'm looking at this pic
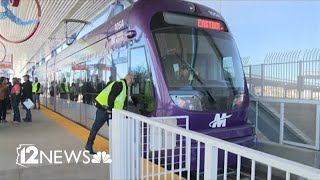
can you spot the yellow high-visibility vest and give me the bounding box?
[60,83,69,93]
[95,80,126,110]
[32,82,41,93]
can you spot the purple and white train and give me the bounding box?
[35,0,255,171]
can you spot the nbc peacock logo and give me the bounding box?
[91,151,112,164]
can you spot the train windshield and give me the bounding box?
[153,27,245,111]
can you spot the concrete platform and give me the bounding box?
[0,107,109,180]
[257,141,320,169]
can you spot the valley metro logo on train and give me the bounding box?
[16,144,112,168]
[209,113,232,128]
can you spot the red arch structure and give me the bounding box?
[10,0,20,7]
[0,0,41,43]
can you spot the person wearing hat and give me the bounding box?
[22,75,32,122]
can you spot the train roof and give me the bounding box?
[86,0,226,39]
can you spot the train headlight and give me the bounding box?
[171,95,202,111]
[232,94,245,109]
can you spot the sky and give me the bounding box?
[195,0,320,64]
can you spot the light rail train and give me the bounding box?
[34,0,256,170]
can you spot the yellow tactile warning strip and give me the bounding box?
[40,106,109,153]
[40,105,183,180]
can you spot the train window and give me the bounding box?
[222,57,236,79]
[130,46,155,115]
[111,47,128,80]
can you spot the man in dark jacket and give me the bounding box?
[22,75,32,122]
[6,78,12,110]
[96,79,107,93]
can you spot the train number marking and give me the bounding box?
[208,10,221,18]
[115,19,124,31]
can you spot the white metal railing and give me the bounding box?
[110,109,320,180]
[251,95,320,150]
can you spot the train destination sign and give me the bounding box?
[197,19,224,31]
[0,63,11,68]
[163,12,227,32]
[72,65,86,70]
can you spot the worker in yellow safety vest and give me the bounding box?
[32,77,41,109]
[59,78,69,100]
[85,73,135,154]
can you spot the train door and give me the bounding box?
[129,45,155,115]
[109,30,128,82]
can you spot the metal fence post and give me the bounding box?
[204,144,218,180]
[280,103,284,144]
[249,65,252,90]
[45,61,48,107]
[298,61,303,99]
[261,64,265,97]
[316,104,320,150]
[256,100,259,132]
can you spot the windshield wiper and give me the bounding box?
[174,53,218,104]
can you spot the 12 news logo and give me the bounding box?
[16,144,112,168]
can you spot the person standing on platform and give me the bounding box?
[97,79,107,94]
[22,75,32,122]
[7,78,12,110]
[74,81,80,102]
[69,83,76,101]
[0,77,9,123]
[32,77,41,109]
[17,78,22,92]
[85,74,135,154]
[11,78,21,123]
[60,78,69,99]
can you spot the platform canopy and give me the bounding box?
[0,0,211,74]
[0,0,135,74]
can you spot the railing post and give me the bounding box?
[204,144,218,180]
[280,103,284,144]
[109,116,112,179]
[249,65,252,90]
[186,136,191,179]
[261,64,265,97]
[316,104,320,150]
[298,61,303,99]
[255,100,259,132]
[45,61,48,107]
[134,119,141,179]
[111,109,127,179]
